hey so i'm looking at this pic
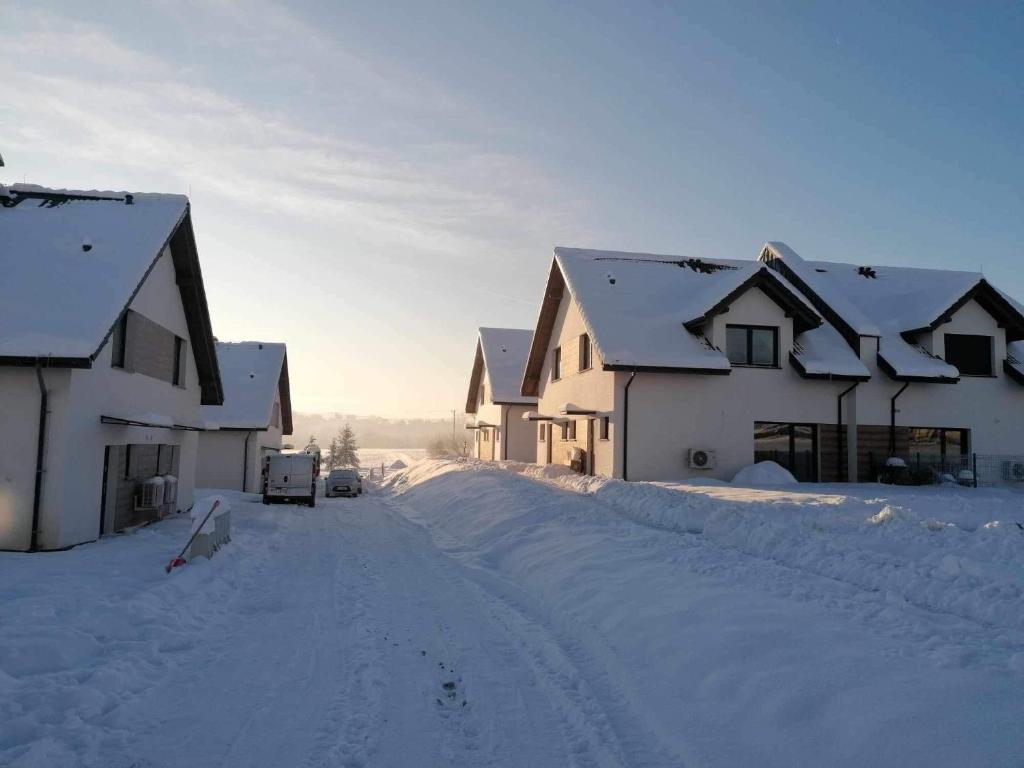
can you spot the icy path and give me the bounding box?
[1,492,671,768]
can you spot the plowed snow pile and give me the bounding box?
[386,459,1024,767]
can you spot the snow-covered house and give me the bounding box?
[0,185,223,551]
[465,328,537,461]
[520,244,1024,482]
[196,341,293,493]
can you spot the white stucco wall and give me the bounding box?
[197,384,284,493]
[851,298,1024,454]
[1,245,206,550]
[534,293,619,477]
[624,287,848,482]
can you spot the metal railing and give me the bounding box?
[868,452,1024,487]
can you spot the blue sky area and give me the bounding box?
[2,1,1021,415]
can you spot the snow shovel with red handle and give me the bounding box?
[165,499,220,573]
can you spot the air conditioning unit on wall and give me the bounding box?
[688,448,716,470]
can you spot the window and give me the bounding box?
[909,428,968,457]
[552,347,562,381]
[600,416,609,440]
[726,325,778,367]
[172,337,185,386]
[754,422,817,481]
[483,430,489,442]
[579,334,592,371]
[539,424,546,442]
[944,334,993,376]
[567,420,577,440]
[112,311,129,368]
[559,422,567,441]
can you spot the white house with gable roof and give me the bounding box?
[465,328,537,461]
[519,243,1024,483]
[0,185,223,551]
[197,341,293,493]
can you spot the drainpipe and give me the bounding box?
[30,364,48,552]
[242,431,252,492]
[889,382,910,455]
[622,371,637,481]
[836,382,859,482]
[501,405,509,461]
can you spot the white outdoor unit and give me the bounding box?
[161,474,179,514]
[688,448,716,470]
[137,476,165,510]
[1001,460,1024,482]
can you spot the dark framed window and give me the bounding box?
[944,334,993,376]
[552,347,562,381]
[753,422,817,481]
[579,334,592,371]
[124,444,132,478]
[567,420,577,440]
[726,325,778,367]
[909,427,968,457]
[559,422,567,441]
[483,430,489,442]
[112,311,129,369]
[600,416,609,440]
[539,424,546,442]
[172,337,185,386]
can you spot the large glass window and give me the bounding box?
[909,427,968,457]
[727,325,778,367]
[944,334,993,376]
[754,422,818,481]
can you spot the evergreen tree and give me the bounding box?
[325,437,340,470]
[337,425,360,467]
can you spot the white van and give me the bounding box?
[262,452,320,507]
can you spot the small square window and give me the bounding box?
[726,325,778,367]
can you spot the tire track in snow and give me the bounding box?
[381,495,685,768]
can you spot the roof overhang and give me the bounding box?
[787,351,870,382]
[0,355,92,369]
[521,259,566,397]
[559,403,597,416]
[465,338,484,414]
[902,279,1024,343]
[682,267,822,336]
[100,415,205,431]
[1003,358,1024,385]
[278,351,293,435]
[522,411,554,421]
[876,353,959,384]
[602,363,731,375]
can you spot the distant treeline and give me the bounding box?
[291,413,453,449]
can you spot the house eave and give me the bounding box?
[787,351,870,382]
[602,363,731,375]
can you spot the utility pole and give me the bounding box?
[451,410,457,447]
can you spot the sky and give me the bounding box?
[2,1,1022,417]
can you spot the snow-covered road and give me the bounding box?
[3,463,1023,767]
[2,490,672,767]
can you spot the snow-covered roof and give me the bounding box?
[550,247,819,370]
[479,327,536,405]
[0,185,189,358]
[791,323,871,380]
[466,327,537,412]
[761,241,1024,382]
[201,342,291,431]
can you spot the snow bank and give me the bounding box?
[384,461,1024,766]
[731,460,798,486]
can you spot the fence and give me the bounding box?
[867,452,1024,488]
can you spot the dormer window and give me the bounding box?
[944,334,993,376]
[726,325,778,367]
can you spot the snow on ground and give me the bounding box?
[1,462,1022,767]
